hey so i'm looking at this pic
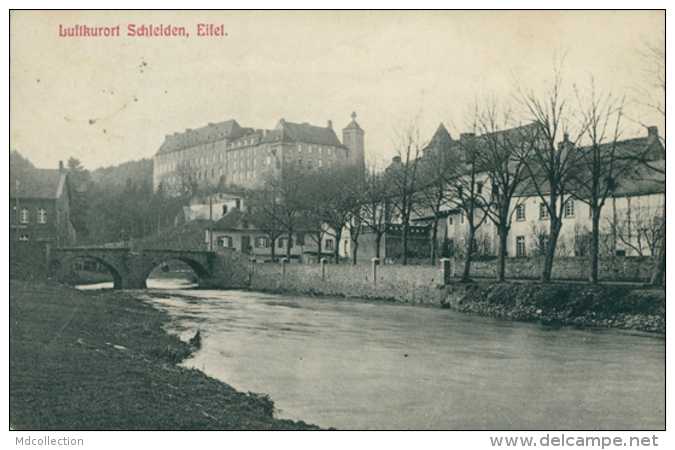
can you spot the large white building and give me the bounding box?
[153,113,365,193]
[435,126,665,259]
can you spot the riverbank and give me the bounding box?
[442,282,665,333]
[9,279,321,430]
[249,263,664,333]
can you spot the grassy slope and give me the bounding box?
[9,280,321,430]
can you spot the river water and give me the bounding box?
[80,279,665,430]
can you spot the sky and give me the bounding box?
[9,10,665,171]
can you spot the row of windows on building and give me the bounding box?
[515,200,575,222]
[16,208,48,224]
[156,143,344,173]
[219,234,335,251]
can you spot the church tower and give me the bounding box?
[342,111,365,170]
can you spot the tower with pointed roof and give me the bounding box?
[342,111,365,170]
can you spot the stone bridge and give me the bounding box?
[50,247,251,289]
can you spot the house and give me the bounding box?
[153,113,365,193]
[430,126,665,259]
[385,123,664,261]
[206,208,337,262]
[10,155,77,247]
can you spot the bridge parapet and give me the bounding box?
[50,248,243,290]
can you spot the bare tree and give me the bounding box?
[570,78,628,283]
[386,120,425,265]
[450,133,490,282]
[247,184,284,262]
[314,166,363,264]
[360,166,394,260]
[266,163,307,261]
[414,126,457,266]
[516,62,581,283]
[470,96,538,281]
[632,39,665,285]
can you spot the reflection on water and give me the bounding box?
[139,280,662,430]
[75,278,198,290]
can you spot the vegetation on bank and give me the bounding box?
[442,282,665,333]
[9,280,321,430]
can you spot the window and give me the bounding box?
[20,234,29,241]
[319,159,323,168]
[296,233,305,245]
[564,200,575,218]
[279,237,293,249]
[516,236,526,257]
[448,216,453,225]
[220,236,233,248]
[540,203,550,220]
[516,204,526,221]
[307,159,313,169]
[297,144,303,153]
[460,211,465,224]
[327,147,332,156]
[308,145,313,154]
[38,208,46,224]
[256,237,268,248]
[325,239,334,250]
[477,182,483,195]
[20,208,29,223]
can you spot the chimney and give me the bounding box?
[327,120,332,129]
[59,161,64,172]
[647,126,658,140]
[392,156,402,164]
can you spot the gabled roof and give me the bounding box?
[270,120,346,148]
[156,119,246,155]
[10,168,67,199]
[426,123,454,150]
[611,160,665,197]
[157,118,348,155]
[212,208,246,231]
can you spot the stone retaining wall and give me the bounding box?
[461,256,657,282]
[250,256,657,304]
[251,262,446,304]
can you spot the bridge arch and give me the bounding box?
[52,254,124,289]
[140,256,212,287]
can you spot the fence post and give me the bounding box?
[439,258,452,285]
[281,257,288,276]
[249,257,256,283]
[371,257,380,286]
[321,258,327,281]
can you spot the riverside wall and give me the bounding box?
[249,259,664,332]
[250,256,657,305]
[250,262,446,304]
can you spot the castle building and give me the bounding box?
[153,113,365,193]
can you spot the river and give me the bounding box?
[79,279,665,430]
